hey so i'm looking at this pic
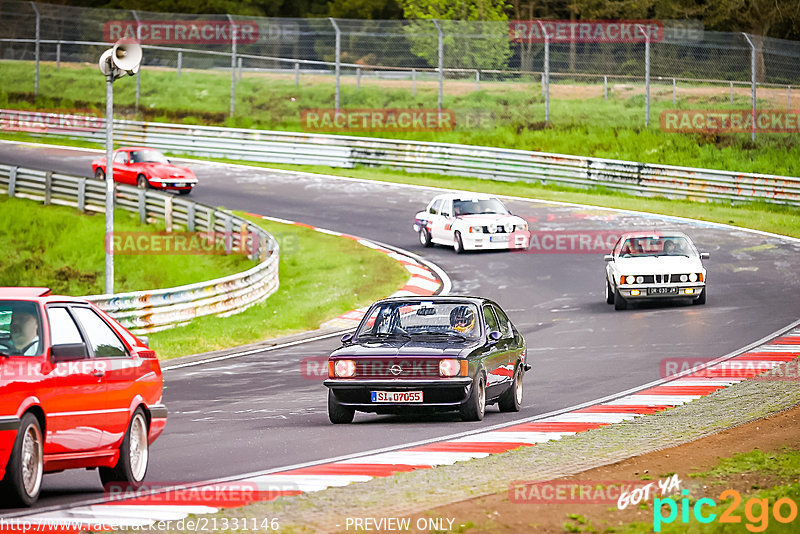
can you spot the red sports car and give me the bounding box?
[91,147,198,195]
[0,288,167,506]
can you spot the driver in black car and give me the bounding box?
[449,306,476,336]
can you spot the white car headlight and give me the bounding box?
[635,275,644,284]
[689,273,698,282]
[680,274,688,282]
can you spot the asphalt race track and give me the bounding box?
[2,141,800,514]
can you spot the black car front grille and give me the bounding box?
[355,359,440,378]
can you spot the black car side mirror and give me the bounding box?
[700,252,710,259]
[604,254,614,262]
[488,331,502,344]
[51,343,89,363]
[341,333,354,344]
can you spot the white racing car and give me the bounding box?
[412,193,529,253]
[605,231,709,310]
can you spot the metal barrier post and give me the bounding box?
[138,189,146,223]
[637,25,650,127]
[224,216,233,254]
[536,20,550,124]
[789,86,792,109]
[8,167,17,197]
[294,62,299,86]
[356,67,361,91]
[177,51,182,78]
[30,1,40,96]
[475,69,480,91]
[730,81,734,105]
[433,20,443,116]
[238,57,243,82]
[44,171,52,205]
[77,178,86,212]
[742,33,757,142]
[227,14,237,118]
[165,196,173,232]
[56,41,61,71]
[411,68,416,96]
[330,18,341,114]
[604,75,608,100]
[105,74,115,294]
[187,202,195,231]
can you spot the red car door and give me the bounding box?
[69,306,136,450]
[112,150,133,185]
[40,305,106,453]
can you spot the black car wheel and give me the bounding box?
[137,175,149,190]
[614,288,628,311]
[99,408,149,489]
[605,280,615,304]
[693,288,706,305]
[94,168,105,180]
[460,373,486,421]
[419,228,432,247]
[0,413,44,507]
[328,390,355,424]
[498,364,523,412]
[453,231,464,254]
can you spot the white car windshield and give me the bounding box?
[131,150,170,164]
[356,301,481,340]
[453,198,508,216]
[619,236,695,257]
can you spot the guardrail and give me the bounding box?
[0,162,280,334]
[2,109,799,206]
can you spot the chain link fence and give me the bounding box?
[2,0,800,134]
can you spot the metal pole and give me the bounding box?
[356,67,361,91]
[31,2,39,96]
[104,74,115,294]
[177,51,182,78]
[638,25,650,127]
[475,69,480,91]
[227,14,237,118]
[412,68,416,96]
[742,33,756,142]
[238,57,243,82]
[132,11,141,114]
[536,21,550,124]
[730,81,734,105]
[329,18,341,114]
[604,75,608,100]
[788,86,792,109]
[433,20,443,115]
[672,78,676,105]
[294,62,299,86]
[56,42,61,71]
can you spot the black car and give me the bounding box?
[323,296,529,423]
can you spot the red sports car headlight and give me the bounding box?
[332,360,356,378]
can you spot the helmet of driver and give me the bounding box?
[449,305,476,334]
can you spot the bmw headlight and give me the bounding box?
[689,273,698,282]
[680,274,688,282]
[635,275,644,284]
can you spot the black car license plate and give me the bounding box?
[647,287,678,295]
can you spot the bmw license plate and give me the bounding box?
[490,235,509,242]
[371,391,423,403]
[647,287,678,295]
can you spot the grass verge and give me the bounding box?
[0,195,251,295]
[2,61,800,176]
[146,214,409,359]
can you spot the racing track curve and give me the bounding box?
[1,141,799,515]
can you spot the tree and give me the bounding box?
[396,0,512,71]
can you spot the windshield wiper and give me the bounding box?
[358,332,411,340]
[411,332,467,341]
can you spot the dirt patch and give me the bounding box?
[407,402,800,533]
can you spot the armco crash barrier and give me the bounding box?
[0,163,279,334]
[2,108,800,206]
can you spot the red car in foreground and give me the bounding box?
[0,288,167,506]
[91,146,197,195]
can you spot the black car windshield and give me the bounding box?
[356,301,481,341]
[131,150,170,164]
[0,301,44,357]
[619,236,695,257]
[453,198,508,216]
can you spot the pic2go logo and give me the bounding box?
[654,489,798,532]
